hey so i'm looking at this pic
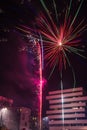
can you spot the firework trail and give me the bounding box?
[38,0,86,126]
[38,0,86,73]
[16,0,86,129]
[38,42,43,130]
[34,38,43,130]
[17,0,86,79]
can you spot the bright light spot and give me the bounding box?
[43,117,48,121]
[73,107,78,110]
[61,94,64,103]
[59,42,62,46]
[2,108,7,112]
[40,80,43,85]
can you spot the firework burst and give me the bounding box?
[36,1,86,127]
[17,0,86,75]
[36,0,86,73]
[16,0,86,129]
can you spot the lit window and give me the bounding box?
[73,107,78,109]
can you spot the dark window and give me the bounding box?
[22,128,26,130]
[25,122,27,126]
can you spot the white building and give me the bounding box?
[0,107,31,130]
[46,87,87,130]
[0,96,31,130]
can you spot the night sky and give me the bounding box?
[0,0,87,116]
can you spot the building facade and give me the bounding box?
[0,107,31,130]
[46,87,87,130]
[0,107,20,130]
[0,96,31,130]
[20,107,31,130]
